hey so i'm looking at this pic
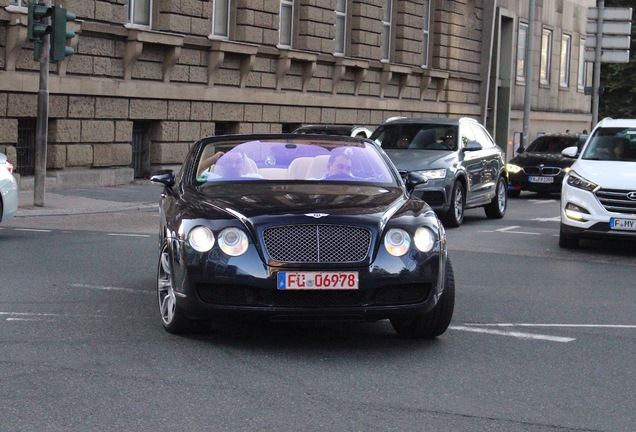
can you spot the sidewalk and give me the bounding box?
[16,181,161,217]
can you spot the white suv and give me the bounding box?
[559,118,636,248]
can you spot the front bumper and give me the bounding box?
[508,172,564,193]
[169,238,446,322]
[560,184,636,241]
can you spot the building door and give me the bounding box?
[16,118,36,176]
[487,10,514,159]
[131,122,150,178]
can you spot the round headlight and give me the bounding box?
[384,228,411,257]
[218,227,249,256]
[414,227,435,252]
[188,226,215,252]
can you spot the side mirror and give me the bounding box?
[405,171,429,194]
[516,146,525,154]
[463,140,483,152]
[150,169,176,188]
[561,146,578,158]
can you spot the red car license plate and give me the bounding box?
[277,272,359,290]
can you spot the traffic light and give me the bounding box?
[27,2,51,41]
[50,4,77,63]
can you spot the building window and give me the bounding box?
[516,22,528,83]
[279,0,294,48]
[422,0,431,68]
[211,0,231,39]
[560,34,571,88]
[335,0,347,55]
[578,38,587,91]
[128,0,151,27]
[8,0,26,6]
[381,0,393,62]
[540,28,553,85]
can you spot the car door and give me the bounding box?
[458,121,487,205]
[468,122,502,203]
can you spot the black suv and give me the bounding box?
[370,117,508,227]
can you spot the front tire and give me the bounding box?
[484,176,507,219]
[158,241,207,334]
[390,259,455,339]
[442,182,465,228]
[558,224,580,248]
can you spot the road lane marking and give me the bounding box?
[495,226,541,235]
[450,325,575,342]
[107,233,151,237]
[470,323,636,329]
[528,200,556,204]
[71,283,153,295]
[532,216,561,222]
[14,228,52,232]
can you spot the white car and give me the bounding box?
[559,118,636,248]
[0,152,19,224]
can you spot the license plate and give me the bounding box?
[610,218,636,231]
[528,176,554,184]
[277,272,359,290]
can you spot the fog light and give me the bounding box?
[564,203,590,222]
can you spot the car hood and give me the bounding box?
[182,183,431,225]
[570,160,636,189]
[509,152,576,168]
[382,149,454,171]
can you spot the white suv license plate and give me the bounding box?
[528,176,554,184]
[277,271,359,290]
[610,218,636,231]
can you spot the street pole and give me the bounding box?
[522,0,536,150]
[34,0,51,207]
[592,0,604,127]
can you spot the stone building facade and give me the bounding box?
[0,0,594,189]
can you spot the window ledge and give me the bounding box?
[277,49,318,92]
[380,63,412,99]
[416,68,449,101]
[124,28,185,82]
[332,57,369,95]
[207,40,259,87]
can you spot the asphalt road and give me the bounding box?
[1,193,634,431]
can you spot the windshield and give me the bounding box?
[526,136,583,153]
[193,138,396,185]
[581,128,636,161]
[372,124,458,151]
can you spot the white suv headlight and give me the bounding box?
[566,171,599,192]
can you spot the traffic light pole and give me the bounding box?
[34,0,51,207]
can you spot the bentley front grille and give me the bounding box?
[263,224,371,263]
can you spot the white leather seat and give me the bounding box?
[304,155,330,179]
[287,157,314,179]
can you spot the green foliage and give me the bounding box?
[599,0,636,118]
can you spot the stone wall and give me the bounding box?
[0,0,592,180]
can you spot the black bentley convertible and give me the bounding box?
[151,134,454,338]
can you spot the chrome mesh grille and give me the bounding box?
[523,166,561,176]
[263,224,371,263]
[595,189,636,214]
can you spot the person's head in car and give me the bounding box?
[326,149,352,178]
[217,151,246,178]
